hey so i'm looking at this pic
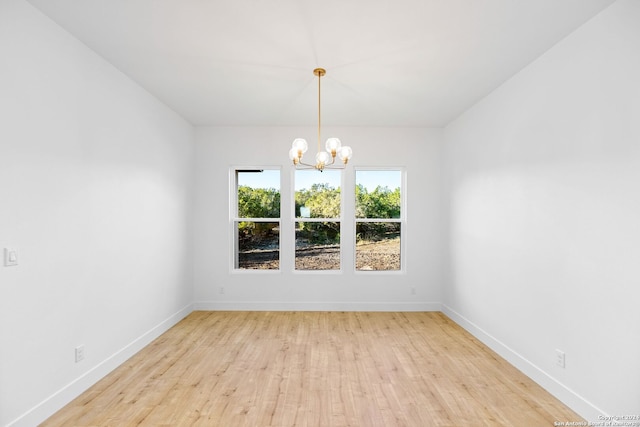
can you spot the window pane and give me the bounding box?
[237,170,280,218]
[356,222,400,271]
[295,170,341,218]
[236,221,279,270]
[295,221,340,270]
[355,170,401,219]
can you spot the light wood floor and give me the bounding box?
[42,311,583,426]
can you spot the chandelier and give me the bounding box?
[288,68,352,171]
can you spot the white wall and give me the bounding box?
[194,126,444,311]
[0,1,195,425]
[442,0,640,419]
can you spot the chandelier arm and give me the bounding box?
[293,162,345,171]
[296,159,317,169]
[294,163,320,170]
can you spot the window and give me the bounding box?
[355,169,403,271]
[233,169,280,270]
[231,167,404,273]
[294,169,342,270]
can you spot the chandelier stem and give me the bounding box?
[317,69,321,154]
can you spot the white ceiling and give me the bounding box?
[26,0,614,127]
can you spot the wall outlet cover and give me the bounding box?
[4,248,18,267]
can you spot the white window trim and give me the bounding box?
[228,166,407,274]
[229,166,282,274]
[353,166,407,274]
[291,168,346,273]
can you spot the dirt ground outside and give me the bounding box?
[355,238,400,271]
[238,238,400,271]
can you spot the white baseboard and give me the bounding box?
[441,304,607,422]
[7,303,194,427]
[194,300,443,312]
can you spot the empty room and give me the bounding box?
[1,0,639,425]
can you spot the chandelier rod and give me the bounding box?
[314,68,326,156]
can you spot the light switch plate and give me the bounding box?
[4,248,18,266]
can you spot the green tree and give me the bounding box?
[295,183,340,218]
[295,183,341,244]
[356,185,400,219]
[238,186,280,218]
[237,186,280,242]
[355,184,401,241]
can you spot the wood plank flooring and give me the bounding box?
[42,311,583,426]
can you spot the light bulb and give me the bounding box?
[289,147,300,164]
[315,151,330,166]
[291,138,308,153]
[338,146,352,163]
[325,138,341,156]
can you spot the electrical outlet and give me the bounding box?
[75,345,85,363]
[555,349,565,368]
[4,248,18,267]
[411,287,416,295]
[219,287,225,295]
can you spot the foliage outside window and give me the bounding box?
[355,170,402,271]
[234,169,280,270]
[295,170,341,270]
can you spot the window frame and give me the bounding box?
[291,168,345,274]
[230,166,282,273]
[354,167,406,274]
